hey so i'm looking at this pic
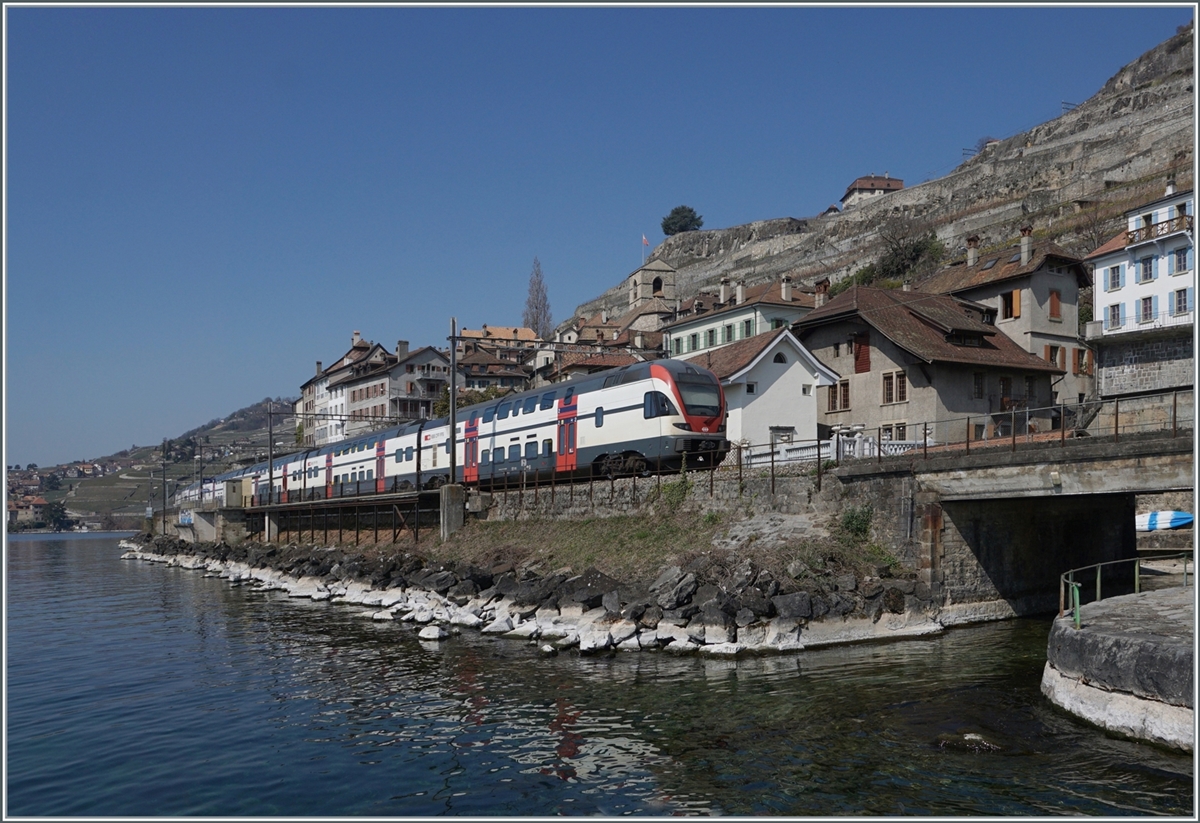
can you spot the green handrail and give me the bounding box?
[1058,552,1192,630]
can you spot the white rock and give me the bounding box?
[608,619,639,645]
[419,625,448,641]
[700,642,746,656]
[481,616,514,634]
[371,610,395,621]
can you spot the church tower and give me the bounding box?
[626,259,677,309]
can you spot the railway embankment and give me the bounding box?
[119,483,950,656]
[1041,585,1194,752]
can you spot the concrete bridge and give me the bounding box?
[832,430,1193,623]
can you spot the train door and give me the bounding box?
[375,440,386,493]
[464,413,479,484]
[281,464,289,503]
[556,389,578,474]
[325,453,333,499]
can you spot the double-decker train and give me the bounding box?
[175,358,729,507]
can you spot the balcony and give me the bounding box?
[1085,309,1194,341]
[1126,214,1193,246]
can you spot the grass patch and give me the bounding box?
[424,512,725,583]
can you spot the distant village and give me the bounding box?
[294,174,1193,458]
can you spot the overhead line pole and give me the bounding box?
[449,317,457,484]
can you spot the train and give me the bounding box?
[174,358,730,507]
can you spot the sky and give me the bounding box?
[4,3,1195,469]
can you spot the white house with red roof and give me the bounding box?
[682,328,837,450]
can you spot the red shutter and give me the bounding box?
[854,333,870,374]
[1044,345,1052,362]
[1058,348,1066,370]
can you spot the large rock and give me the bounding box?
[771,591,812,620]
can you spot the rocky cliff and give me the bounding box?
[571,24,1194,324]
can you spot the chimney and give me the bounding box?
[815,278,830,308]
[719,277,730,304]
[967,235,979,267]
[601,310,608,324]
[396,340,409,360]
[695,299,705,314]
[1166,177,1177,196]
[316,360,323,376]
[902,282,911,292]
[634,332,644,349]
[1020,225,1033,266]
[736,280,745,304]
[781,274,793,303]
[352,330,362,346]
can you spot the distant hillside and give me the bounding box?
[570,23,1194,323]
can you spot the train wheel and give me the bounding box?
[599,455,623,479]
[624,454,649,476]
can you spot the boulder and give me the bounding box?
[771,591,812,620]
[657,573,698,610]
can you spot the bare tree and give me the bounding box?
[522,257,553,339]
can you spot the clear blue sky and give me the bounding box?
[4,4,1193,468]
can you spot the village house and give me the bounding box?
[917,227,1094,404]
[794,286,1065,442]
[543,352,644,383]
[680,327,838,449]
[664,275,815,358]
[840,173,903,211]
[1083,183,1194,400]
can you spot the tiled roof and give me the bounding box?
[917,242,1089,294]
[665,280,814,330]
[797,286,1063,372]
[460,325,540,342]
[679,328,788,379]
[1084,232,1128,260]
[842,175,903,200]
[548,352,640,378]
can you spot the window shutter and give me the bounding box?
[854,333,870,374]
[1169,250,1177,274]
[1086,349,1093,375]
[1044,345,1052,362]
[1152,294,1159,318]
[1152,257,1158,280]
[1119,303,1126,327]
[1119,264,1125,289]
[1058,348,1065,370]
[1012,289,1021,318]
[1188,287,1194,313]
[1102,312,1109,331]
[1189,248,1194,272]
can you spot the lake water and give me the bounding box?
[5,534,1193,816]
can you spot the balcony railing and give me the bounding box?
[1087,309,1194,340]
[1126,214,1193,245]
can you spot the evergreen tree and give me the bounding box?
[661,205,704,236]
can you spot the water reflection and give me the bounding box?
[7,537,1193,817]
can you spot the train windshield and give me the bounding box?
[675,373,721,417]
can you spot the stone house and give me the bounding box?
[391,345,454,422]
[300,331,377,447]
[917,228,1094,404]
[1083,184,1193,401]
[664,275,815,358]
[680,328,838,449]
[794,286,1065,442]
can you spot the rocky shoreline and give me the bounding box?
[120,534,950,655]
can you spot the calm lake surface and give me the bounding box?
[5,534,1194,816]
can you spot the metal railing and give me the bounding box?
[1059,553,1192,630]
[1087,309,1194,340]
[1125,213,1193,245]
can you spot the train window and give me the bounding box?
[540,392,556,410]
[366,470,373,481]
[542,439,553,457]
[351,471,357,482]
[394,449,403,462]
[644,391,677,419]
[595,407,604,427]
[493,448,504,464]
[481,449,490,465]
[525,441,538,459]
[469,410,479,425]
[508,444,521,462]
[405,446,414,461]
[484,406,496,423]
[563,388,574,405]
[444,440,451,454]
[498,401,512,420]
[523,396,538,414]
[603,374,621,388]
